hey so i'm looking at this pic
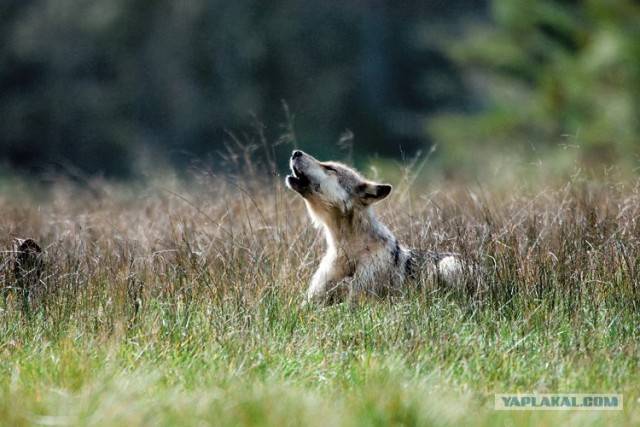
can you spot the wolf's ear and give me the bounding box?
[358,183,392,204]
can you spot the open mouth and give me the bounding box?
[286,165,310,193]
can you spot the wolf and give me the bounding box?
[285,150,464,304]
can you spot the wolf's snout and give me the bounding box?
[286,150,311,196]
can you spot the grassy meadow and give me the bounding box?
[1,158,640,426]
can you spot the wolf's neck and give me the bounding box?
[322,207,395,250]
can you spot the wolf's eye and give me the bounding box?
[323,165,337,173]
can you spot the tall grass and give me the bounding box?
[1,159,639,426]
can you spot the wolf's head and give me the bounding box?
[286,150,392,219]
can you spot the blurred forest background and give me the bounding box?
[1,0,639,180]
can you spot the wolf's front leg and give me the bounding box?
[307,272,349,304]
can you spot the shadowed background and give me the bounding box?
[1,0,638,179]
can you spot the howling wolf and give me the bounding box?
[285,150,464,303]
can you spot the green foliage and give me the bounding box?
[431,0,640,176]
[0,0,480,177]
